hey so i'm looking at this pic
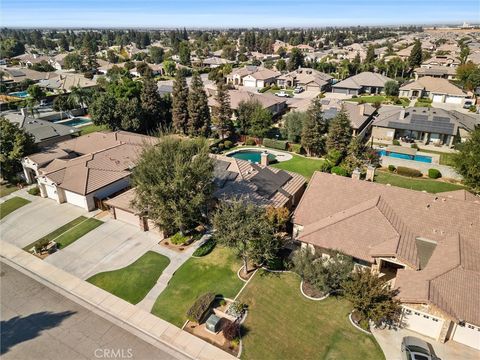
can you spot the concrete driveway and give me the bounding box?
[372,326,479,360]
[0,197,88,249]
[44,218,170,280]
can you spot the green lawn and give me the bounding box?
[375,170,464,193]
[267,89,294,96]
[238,271,385,360]
[23,216,103,251]
[151,246,244,327]
[347,95,410,107]
[87,251,170,304]
[0,197,30,220]
[414,100,432,108]
[0,183,18,198]
[271,154,325,180]
[79,123,109,135]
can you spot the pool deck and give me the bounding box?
[225,147,293,162]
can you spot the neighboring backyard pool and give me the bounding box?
[227,149,277,163]
[54,117,92,127]
[377,149,432,163]
[9,91,29,98]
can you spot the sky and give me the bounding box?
[1,0,479,28]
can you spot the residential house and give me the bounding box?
[202,57,234,68]
[226,66,259,86]
[371,107,479,147]
[294,44,315,53]
[293,171,480,350]
[242,68,281,88]
[396,45,415,61]
[399,76,468,105]
[49,53,69,70]
[22,131,157,211]
[332,72,394,96]
[322,101,377,138]
[422,55,460,68]
[38,73,97,93]
[277,67,333,92]
[2,67,47,83]
[13,53,50,68]
[414,66,457,80]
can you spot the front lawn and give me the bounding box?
[347,95,409,107]
[238,271,385,360]
[0,183,18,198]
[87,251,170,304]
[271,154,325,180]
[151,246,243,327]
[375,170,464,193]
[23,216,103,250]
[0,197,30,220]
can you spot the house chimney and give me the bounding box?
[366,165,376,182]
[352,168,361,180]
[260,151,269,166]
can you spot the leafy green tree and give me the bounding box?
[408,39,423,68]
[27,85,45,102]
[459,45,470,65]
[64,52,84,71]
[456,62,480,91]
[68,86,92,112]
[132,137,214,235]
[342,268,401,327]
[212,81,232,139]
[30,60,55,72]
[365,45,376,64]
[0,38,25,58]
[115,97,141,131]
[384,80,399,96]
[90,92,119,129]
[136,62,152,78]
[0,117,36,182]
[107,49,119,64]
[163,60,176,76]
[453,127,480,192]
[301,98,327,156]
[179,41,191,66]
[276,59,287,72]
[187,72,210,137]
[140,79,170,133]
[53,95,75,112]
[326,109,352,156]
[283,111,307,142]
[213,199,277,275]
[287,48,305,71]
[172,69,189,134]
[149,46,165,64]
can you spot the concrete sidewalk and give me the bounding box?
[0,240,236,360]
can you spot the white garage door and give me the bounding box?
[452,322,480,350]
[243,79,256,88]
[45,184,58,201]
[402,307,444,340]
[432,94,444,103]
[115,208,139,227]
[445,96,463,104]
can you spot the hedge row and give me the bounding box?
[187,292,215,323]
[263,138,288,150]
[192,239,216,257]
[396,166,422,177]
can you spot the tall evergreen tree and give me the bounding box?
[172,69,189,134]
[408,39,423,68]
[325,108,352,155]
[301,99,327,156]
[287,48,305,71]
[187,72,211,137]
[141,79,167,133]
[212,81,232,139]
[365,45,376,64]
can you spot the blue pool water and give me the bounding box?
[228,150,276,163]
[54,117,92,127]
[9,91,29,98]
[377,149,432,163]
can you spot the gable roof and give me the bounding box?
[332,72,393,90]
[400,76,466,96]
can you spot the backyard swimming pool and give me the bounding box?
[9,91,29,98]
[377,149,432,163]
[54,117,92,127]
[227,149,277,163]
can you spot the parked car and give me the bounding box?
[294,86,304,94]
[401,336,438,360]
[463,100,473,109]
[275,91,291,98]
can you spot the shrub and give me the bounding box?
[262,138,287,150]
[258,86,271,93]
[428,168,442,179]
[388,165,396,172]
[392,139,400,146]
[223,321,240,341]
[170,232,189,245]
[351,95,358,99]
[186,292,215,323]
[358,99,366,104]
[28,186,40,196]
[469,105,477,113]
[271,85,280,90]
[396,166,422,177]
[218,143,225,150]
[331,166,348,177]
[223,140,233,149]
[410,143,418,149]
[289,143,303,154]
[373,101,382,109]
[245,138,256,146]
[210,146,218,153]
[192,239,216,257]
[319,161,332,173]
[326,149,342,166]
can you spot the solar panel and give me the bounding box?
[250,168,292,198]
[213,160,238,188]
[388,113,456,135]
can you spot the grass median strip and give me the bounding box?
[0,197,30,220]
[23,216,103,251]
[87,251,170,304]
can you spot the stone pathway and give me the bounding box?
[136,234,211,312]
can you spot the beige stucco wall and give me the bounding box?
[372,126,395,141]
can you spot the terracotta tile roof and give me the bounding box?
[400,76,466,96]
[332,72,393,90]
[104,188,136,213]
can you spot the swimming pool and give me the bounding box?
[9,91,29,98]
[227,150,277,163]
[54,117,92,127]
[377,149,432,163]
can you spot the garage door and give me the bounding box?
[452,322,480,350]
[432,94,444,103]
[332,87,349,95]
[45,184,58,201]
[402,307,444,339]
[243,79,256,88]
[445,96,463,104]
[115,208,139,227]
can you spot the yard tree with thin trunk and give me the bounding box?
[326,108,352,156]
[301,98,327,156]
[27,85,46,103]
[453,127,480,192]
[172,68,189,134]
[237,99,272,138]
[283,111,307,143]
[132,137,214,235]
[408,39,423,69]
[187,72,211,137]
[212,81,232,139]
[384,80,399,97]
[212,199,277,276]
[287,47,305,71]
[0,117,36,182]
[342,268,401,327]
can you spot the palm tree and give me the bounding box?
[23,98,40,118]
[68,86,91,113]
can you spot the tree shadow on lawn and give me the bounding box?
[0,311,76,355]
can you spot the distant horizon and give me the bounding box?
[1,0,479,28]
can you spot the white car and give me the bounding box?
[401,336,439,360]
[275,91,291,98]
